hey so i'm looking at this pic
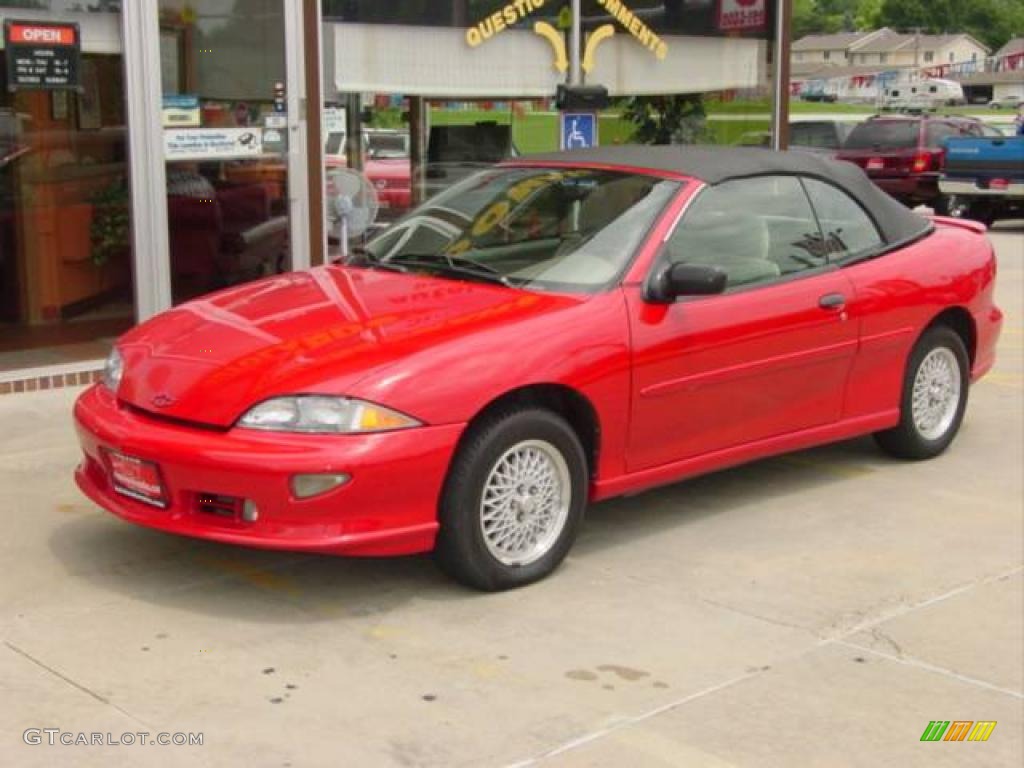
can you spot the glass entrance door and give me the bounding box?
[156,0,305,304]
[0,1,135,374]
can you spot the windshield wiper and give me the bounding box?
[384,252,513,287]
[343,246,409,273]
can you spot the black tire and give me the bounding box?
[968,203,996,229]
[435,408,588,591]
[874,325,970,460]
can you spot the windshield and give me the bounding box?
[844,121,920,150]
[790,122,847,149]
[358,167,680,294]
[368,133,409,158]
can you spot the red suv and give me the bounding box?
[837,115,994,211]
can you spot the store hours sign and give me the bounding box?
[4,20,81,91]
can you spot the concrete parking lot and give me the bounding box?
[1,226,1022,768]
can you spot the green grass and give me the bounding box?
[428,107,774,150]
[428,108,635,153]
[371,101,1009,158]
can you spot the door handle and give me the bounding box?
[819,293,846,310]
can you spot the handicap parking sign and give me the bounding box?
[561,112,598,151]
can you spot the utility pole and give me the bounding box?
[570,0,582,86]
[771,0,793,151]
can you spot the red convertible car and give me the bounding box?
[74,147,1002,590]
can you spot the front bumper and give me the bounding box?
[74,385,464,556]
[939,179,1024,199]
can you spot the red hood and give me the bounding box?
[365,157,410,181]
[116,267,579,427]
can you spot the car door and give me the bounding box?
[798,177,916,422]
[625,176,858,472]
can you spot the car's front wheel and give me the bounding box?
[874,325,969,460]
[435,408,588,591]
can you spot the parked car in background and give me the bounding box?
[789,121,854,157]
[988,94,1023,110]
[734,122,853,157]
[837,115,989,211]
[325,128,413,219]
[940,134,1024,226]
[800,90,837,103]
[75,147,1001,590]
[365,129,412,218]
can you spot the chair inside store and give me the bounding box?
[166,163,288,303]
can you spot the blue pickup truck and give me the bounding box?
[940,134,1024,226]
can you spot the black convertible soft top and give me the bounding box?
[517,146,933,247]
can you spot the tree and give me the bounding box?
[855,0,883,29]
[793,0,885,37]
[876,0,1024,51]
[621,95,708,146]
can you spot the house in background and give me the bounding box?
[791,30,889,72]
[849,30,990,68]
[989,38,1024,102]
[792,28,992,105]
[793,28,991,76]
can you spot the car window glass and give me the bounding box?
[364,168,680,293]
[845,121,918,149]
[791,123,838,149]
[666,177,826,290]
[925,122,961,146]
[401,224,450,254]
[802,179,883,261]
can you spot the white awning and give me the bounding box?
[327,23,764,98]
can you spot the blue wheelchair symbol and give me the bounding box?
[561,113,597,150]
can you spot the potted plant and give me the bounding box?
[89,180,131,269]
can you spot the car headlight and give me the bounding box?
[237,396,421,434]
[103,347,124,392]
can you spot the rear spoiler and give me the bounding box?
[928,215,988,235]
[912,206,987,234]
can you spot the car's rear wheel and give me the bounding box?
[435,408,588,591]
[874,325,969,460]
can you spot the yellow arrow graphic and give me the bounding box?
[533,21,568,74]
[582,24,615,74]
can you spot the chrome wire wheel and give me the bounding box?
[911,347,962,441]
[479,439,572,567]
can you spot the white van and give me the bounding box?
[881,78,965,112]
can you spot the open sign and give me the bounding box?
[4,20,81,90]
[8,24,77,46]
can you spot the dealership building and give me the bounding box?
[0,0,785,391]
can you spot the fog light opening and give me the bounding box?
[291,473,351,500]
[242,500,260,523]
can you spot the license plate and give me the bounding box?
[108,452,167,508]
[866,158,885,171]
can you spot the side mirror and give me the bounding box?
[647,262,727,303]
